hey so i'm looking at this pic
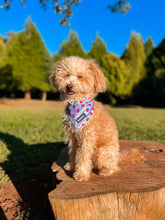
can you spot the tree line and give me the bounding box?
[0,17,165,106]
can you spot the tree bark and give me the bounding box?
[41,91,47,101]
[24,90,31,100]
[49,140,165,220]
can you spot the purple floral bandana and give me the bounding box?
[67,98,94,129]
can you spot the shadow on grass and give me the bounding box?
[0,132,65,220]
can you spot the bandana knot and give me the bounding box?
[67,98,94,129]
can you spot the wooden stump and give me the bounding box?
[48,140,165,220]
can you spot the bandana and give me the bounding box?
[67,98,94,129]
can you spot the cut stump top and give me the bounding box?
[50,140,165,199]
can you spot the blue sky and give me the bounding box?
[0,0,165,56]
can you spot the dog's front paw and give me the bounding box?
[64,162,73,171]
[73,171,90,182]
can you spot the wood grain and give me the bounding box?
[49,140,165,220]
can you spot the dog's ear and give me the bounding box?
[49,59,66,89]
[88,61,107,93]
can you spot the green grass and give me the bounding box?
[107,107,165,143]
[0,105,165,183]
[0,106,65,183]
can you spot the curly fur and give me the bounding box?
[50,56,120,181]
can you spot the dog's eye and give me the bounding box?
[66,74,69,77]
[78,75,83,79]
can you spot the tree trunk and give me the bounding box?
[24,91,31,100]
[49,140,165,220]
[41,91,47,101]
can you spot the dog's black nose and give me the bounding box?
[67,84,73,91]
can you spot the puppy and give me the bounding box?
[50,56,120,181]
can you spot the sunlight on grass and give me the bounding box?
[0,105,165,183]
[107,107,165,143]
[0,107,65,144]
[0,106,65,183]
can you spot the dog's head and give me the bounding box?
[49,56,106,102]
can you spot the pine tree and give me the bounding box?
[147,38,165,102]
[121,32,146,94]
[53,30,86,61]
[102,53,129,103]
[6,17,51,99]
[145,37,154,57]
[0,64,13,91]
[0,36,6,66]
[147,38,165,71]
[88,35,108,65]
[133,38,165,106]
[0,36,12,92]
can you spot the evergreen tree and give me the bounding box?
[133,38,165,106]
[0,36,6,66]
[121,32,146,94]
[6,17,51,99]
[53,30,86,61]
[102,53,129,104]
[146,38,165,104]
[0,64,13,91]
[0,36,11,93]
[88,35,108,65]
[147,38,165,72]
[145,36,154,57]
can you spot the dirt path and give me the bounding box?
[0,99,65,109]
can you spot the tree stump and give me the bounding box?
[48,140,165,220]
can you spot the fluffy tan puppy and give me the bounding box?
[50,56,120,181]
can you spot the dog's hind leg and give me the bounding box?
[94,145,120,176]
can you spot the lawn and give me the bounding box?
[0,104,165,183]
[107,107,165,143]
[0,102,165,219]
[0,106,65,183]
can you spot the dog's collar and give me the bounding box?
[67,98,94,129]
